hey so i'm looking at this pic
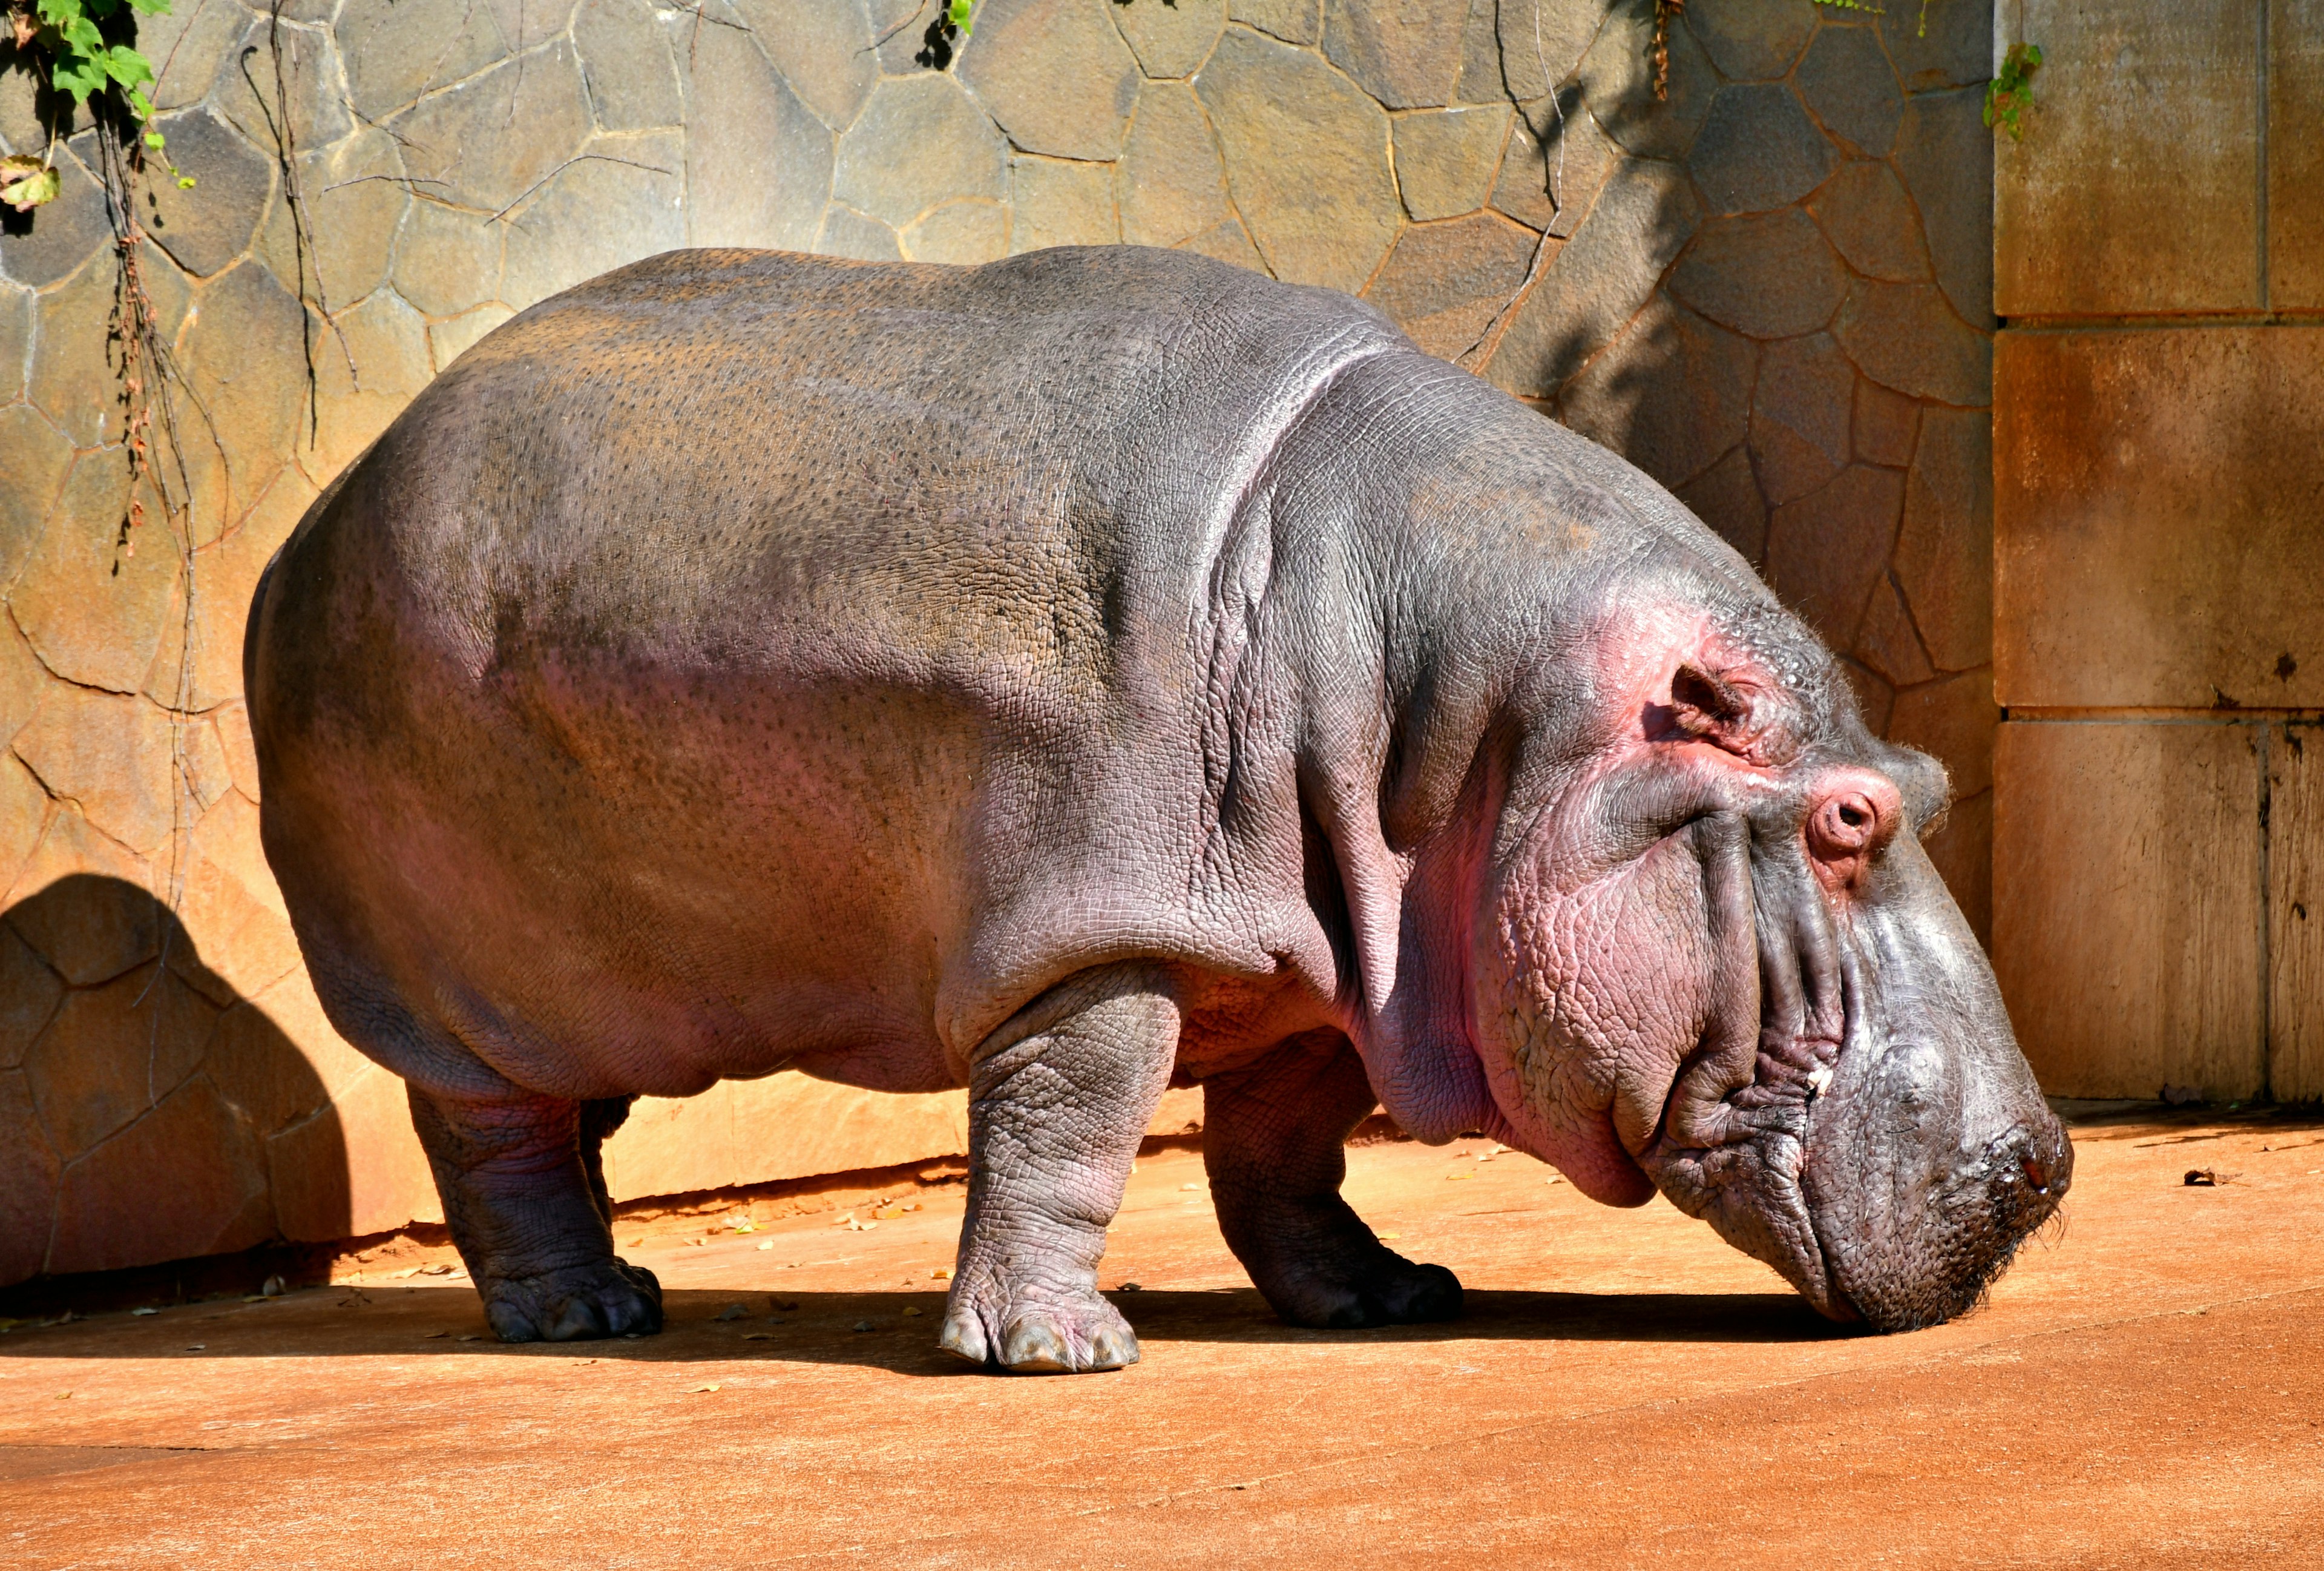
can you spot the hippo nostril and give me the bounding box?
[2022,1156,2048,1196]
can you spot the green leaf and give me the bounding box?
[101,44,155,90]
[177,175,195,189]
[1,154,62,213]
[126,0,175,14]
[127,85,153,117]
[34,0,82,28]
[145,130,165,149]
[51,49,109,104]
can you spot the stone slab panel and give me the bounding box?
[303,289,436,482]
[1673,444,1765,565]
[1667,206,1846,341]
[1577,3,1714,161]
[1892,405,1991,674]
[1009,157,1118,252]
[1229,0,1319,45]
[1362,211,1536,362]
[0,751,46,904]
[1891,86,1992,329]
[1558,295,1755,493]
[0,404,73,593]
[393,200,507,319]
[576,0,686,131]
[340,0,512,120]
[1806,159,1931,284]
[1489,95,1615,239]
[0,1067,56,1283]
[1392,105,1509,222]
[1993,720,2263,1101]
[1994,327,2324,709]
[27,252,128,449]
[834,73,1005,232]
[11,688,177,858]
[139,0,252,111]
[10,455,179,697]
[272,1061,443,1240]
[141,108,275,281]
[959,0,1139,161]
[1686,83,1833,216]
[503,131,688,308]
[50,1073,273,1274]
[1322,0,1468,110]
[1748,330,1854,508]
[1852,378,1919,468]
[1480,0,1597,104]
[1995,0,2260,315]
[1795,22,1901,156]
[1196,27,1402,295]
[393,42,594,216]
[1118,81,1230,249]
[738,0,876,132]
[1833,277,1987,406]
[815,205,904,262]
[1682,0,1816,82]
[2,815,160,987]
[902,199,1010,265]
[180,260,308,519]
[0,622,44,754]
[1887,667,1996,800]
[1879,0,1993,93]
[1488,154,1698,399]
[25,961,216,1164]
[2268,723,2324,1101]
[1762,462,1903,648]
[1922,783,1992,949]
[2274,0,2324,308]
[602,1073,973,1199]
[0,919,62,1072]
[277,128,412,312]
[1114,0,1224,77]
[1176,214,1270,274]
[0,280,28,404]
[0,145,110,290]
[1855,575,1935,691]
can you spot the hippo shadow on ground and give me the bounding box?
[0,1284,1861,1369]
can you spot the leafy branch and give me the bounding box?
[2,0,192,210]
[1985,41,2041,140]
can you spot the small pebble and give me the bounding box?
[853,1320,875,1333]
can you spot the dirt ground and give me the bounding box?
[2,1110,2320,1569]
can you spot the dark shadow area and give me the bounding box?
[0,874,347,1300]
[0,1283,1862,1371]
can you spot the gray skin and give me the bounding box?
[246,246,2070,1371]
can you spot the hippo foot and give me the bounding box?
[1272,1254,1464,1331]
[937,1278,1139,1374]
[481,1257,663,1343]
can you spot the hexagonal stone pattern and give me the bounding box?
[959,0,1140,161]
[1196,27,1402,294]
[0,0,2000,1285]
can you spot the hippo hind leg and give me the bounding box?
[1203,1034,1462,1329]
[407,1082,663,1343]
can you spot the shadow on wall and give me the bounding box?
[0,875,348,1289]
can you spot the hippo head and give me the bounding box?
[1474,598,2070,1330]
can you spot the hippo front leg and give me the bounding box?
[1203,1035,1463,1328]
[407,1085,663,1342]
[940,964,1176,1374]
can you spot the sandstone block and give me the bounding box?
[1009,157,1119,252]
[0,620,45,750]
[502,131,686,308]
[217,16,353,153]
[0,145,109,290]
[0,403,72,590]
[274,1060,443,1239]
[1488,154,1698,400]
[1479,0,1598,104]
[1673,444,1766,565]
[902,198,1010,264]
[604,1071,971,1199]
[1687,83,1834,216]
[1118,82,1229,248]
[13,687,179,857]
[1794,23,1900,156]
[1177,214,1270,273]
[1833,278,1987,406]
[1854,575,1936,691]
[393,42,594,216]
[1558,295,1755,493]
[341,0,511,120]
[1888,667,1995,800]
[1229,0,1320,45]
[0,752,47,901]
[1748,330,1854,507]
[215,702,261,802]
[50,1073,273,1275]
[0,281,28,404]
[272,131,412,313]
[1995,720,2263,1100]
[2268,720,2324,1099]
[393,200,507,319]
[182,717,235,817]
[835,73,1006,231]
[487,0,585,52]
[171,796,302,1009]
[735,0,876,132]
[139,0,249,110]
[1363,211,1537,362]
[143,110,271,279]
[1682,0,1816,81]
[1323,0,1469,109]
[182,261,307,515]
[27,250,128,448]
[960,0,1139,160]
[1577,1,1714,160]
[815,205,904,262]
[576,0,686,131]
[1891,86,1992,329]
[205,988,336,1142]
[303,289,436,482]
[158,466,321,719]
[1891,405,1990,674]
[1489,95,1614,238]
[1919,783,1990,946]
[1880,0,1995,93]
[422,302,511,373]
[10,454,180,696]
[1668,206,1846,340]
[1195,28,1402,295]
[2273,0,2324,308]
[1762,463,1904,648]
[1805,159,1931,283]
[0,1070,57,1285]
[1995,327,2324,709]
[1838,656,1892,736]
[0,907,62,1074]
[2,815,159,985]
[1851,376,1919,467]
[1114,0,1224,77]
[1995,0,2260,315]
[1393,105,1510,222]
[25,960,217,1163]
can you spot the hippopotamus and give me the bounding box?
[246,246,2070,1371]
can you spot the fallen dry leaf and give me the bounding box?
[757,1241,775,1251]
[930,1268,954,1281]
[422,1331,449,1339]
[1375,1233,1402,1242]
[902,1306,924,1317]
[714,1304,749,1322]
[743,1332,775,1341]
[688,1383,721,1394]
[1445,1172,1471,1181]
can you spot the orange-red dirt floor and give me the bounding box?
[3,1113,2320,1569]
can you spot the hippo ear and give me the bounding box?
[1668,662,1794,764]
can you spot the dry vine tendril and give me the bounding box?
[2,0,193,210]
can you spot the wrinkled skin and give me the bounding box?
[247,248,2068,1369]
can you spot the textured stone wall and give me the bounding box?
[0,0,1998,1285]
